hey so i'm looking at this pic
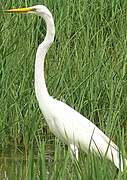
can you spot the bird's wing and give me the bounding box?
[49,98,125,170]
[51,98,119,154]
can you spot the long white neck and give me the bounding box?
[35,13,55,110]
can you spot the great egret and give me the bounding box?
[5,5,126,171]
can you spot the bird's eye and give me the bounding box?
[32,8,37,12]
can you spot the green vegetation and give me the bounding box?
[0,0,127,179]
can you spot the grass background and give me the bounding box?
[0,0,127,179]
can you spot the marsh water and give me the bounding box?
[0,145,55,179]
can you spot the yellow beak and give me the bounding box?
[4,7,34,13]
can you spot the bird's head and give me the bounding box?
[4,5,52,19]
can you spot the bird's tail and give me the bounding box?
[113,154,127,172]
[106,142,127,171]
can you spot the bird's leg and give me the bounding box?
[70,144,78,160]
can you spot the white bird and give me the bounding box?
[5,5,126,171]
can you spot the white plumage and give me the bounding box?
[5,5,126,171]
